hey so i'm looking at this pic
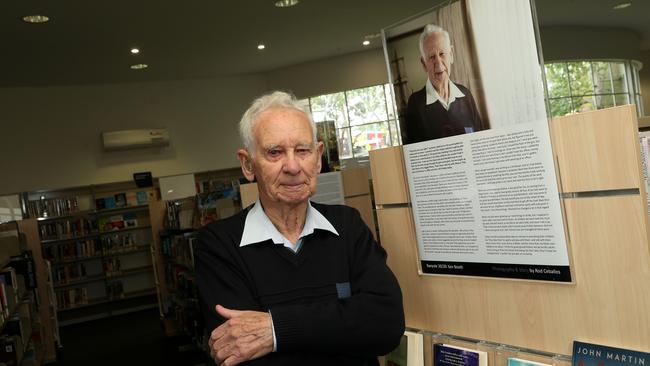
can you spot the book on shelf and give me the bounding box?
[114,193,127,208]
[508,358,552,366]
[104,196,116,209]
[136,191,149,205]
[385,330,424,366]
[95,198,106,211]
[434,343,488,366]
[572,341,649,366]
[126,192,138,206]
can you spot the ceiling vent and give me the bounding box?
[102,128,170,151]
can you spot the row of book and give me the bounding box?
[52,263,88,285]
[386,332,649,366]
[98,213,139,232]
[56,287,88,309]
[161,232,196,265]
[43,233,148,262]
[39,217,97,240]
[95,191,149,210]
[26,195,87,218]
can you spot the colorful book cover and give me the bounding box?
[508,358,552,366]
[573,341,649,366]
[104,196,116,209]
[114,193,127,207]
[125,192,137,206]
[123,212,138,228]
[434,343,488,366]
[136,191,149,205]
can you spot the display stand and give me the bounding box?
[369,105,650,360]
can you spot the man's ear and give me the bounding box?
[449,45,454,65]
[237,149,255,182]
[316,141,325,173]
[420,56,427,71]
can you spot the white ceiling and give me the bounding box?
[1,0,648,87]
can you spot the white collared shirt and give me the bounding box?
[425,78,466,110]
[239,200,339,252]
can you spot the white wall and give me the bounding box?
[264,48,389,99]
[0,76,267,194]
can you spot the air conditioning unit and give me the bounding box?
[102,128,170,151]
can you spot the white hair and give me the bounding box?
[238,90,317,154]
[419,24,451,59]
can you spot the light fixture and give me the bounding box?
[22,15,49,23]
[131,48,140,54]
[274,0,299,7]
[257,44,266,50]
[613,2,632,9]
[130,64,148,70]
[362,40,370,46]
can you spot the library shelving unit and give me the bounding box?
[22,181,159,327]
[0,220,56,365]
[149,168,243,359]
[369,105,650,364]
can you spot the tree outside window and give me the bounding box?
[545,60,642,117]
[308,84,400,161]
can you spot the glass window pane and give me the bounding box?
[545,63,570,98]
[350,122,391,157]
[336,128,353,160]
[611,62,628,93]
[567,61,594,97]
[614,94,630,106]
[595,95,615,109]
[591,62,612,94]
[310,92,349,128]
[549,98,573,117]
[572,96,595,113]
[345,85,389,126]
[384,84,397,120]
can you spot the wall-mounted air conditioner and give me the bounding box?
[102,128,170,151]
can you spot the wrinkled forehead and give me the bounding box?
[423,32,451,52]
[253,107,315,145]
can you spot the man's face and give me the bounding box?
[421,32,453,91]
[239,107,323,207]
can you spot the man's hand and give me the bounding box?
[208,305,274,366]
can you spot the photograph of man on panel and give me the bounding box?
[403,24,484,144]
[195,91,405,366]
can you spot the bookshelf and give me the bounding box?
[22,181,159,327]
[149,168,243,356]
[0,220,56,365]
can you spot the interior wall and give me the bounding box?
[263,47,389,99]
[0,76,267,194]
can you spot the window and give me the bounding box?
[307,84,400,162]
[0,194,23,223]
[545,60,644,117]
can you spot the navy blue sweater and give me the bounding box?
[196,203,405,365]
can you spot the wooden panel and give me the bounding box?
[344,195,376,239]
[17,219,57,363]
[550,105,641,192]
[341,167,370,196]
[369,146,410,205]
[148,200,168,315]
[239,182,258,208]
[377,195,650,355]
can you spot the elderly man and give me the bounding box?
[196,91,405,366]
[403,24,483,144]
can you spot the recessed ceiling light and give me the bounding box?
[22,15,49,23]
[257,44,266,50]
[130,64,148,70]
[274,0,299,7]
[131,48,140,54]
[613,2,632,9]
[362,40,370,46]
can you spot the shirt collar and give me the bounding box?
[425,78,466,110]
[239,200,339,247]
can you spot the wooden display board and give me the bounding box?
[370,105,650,356]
